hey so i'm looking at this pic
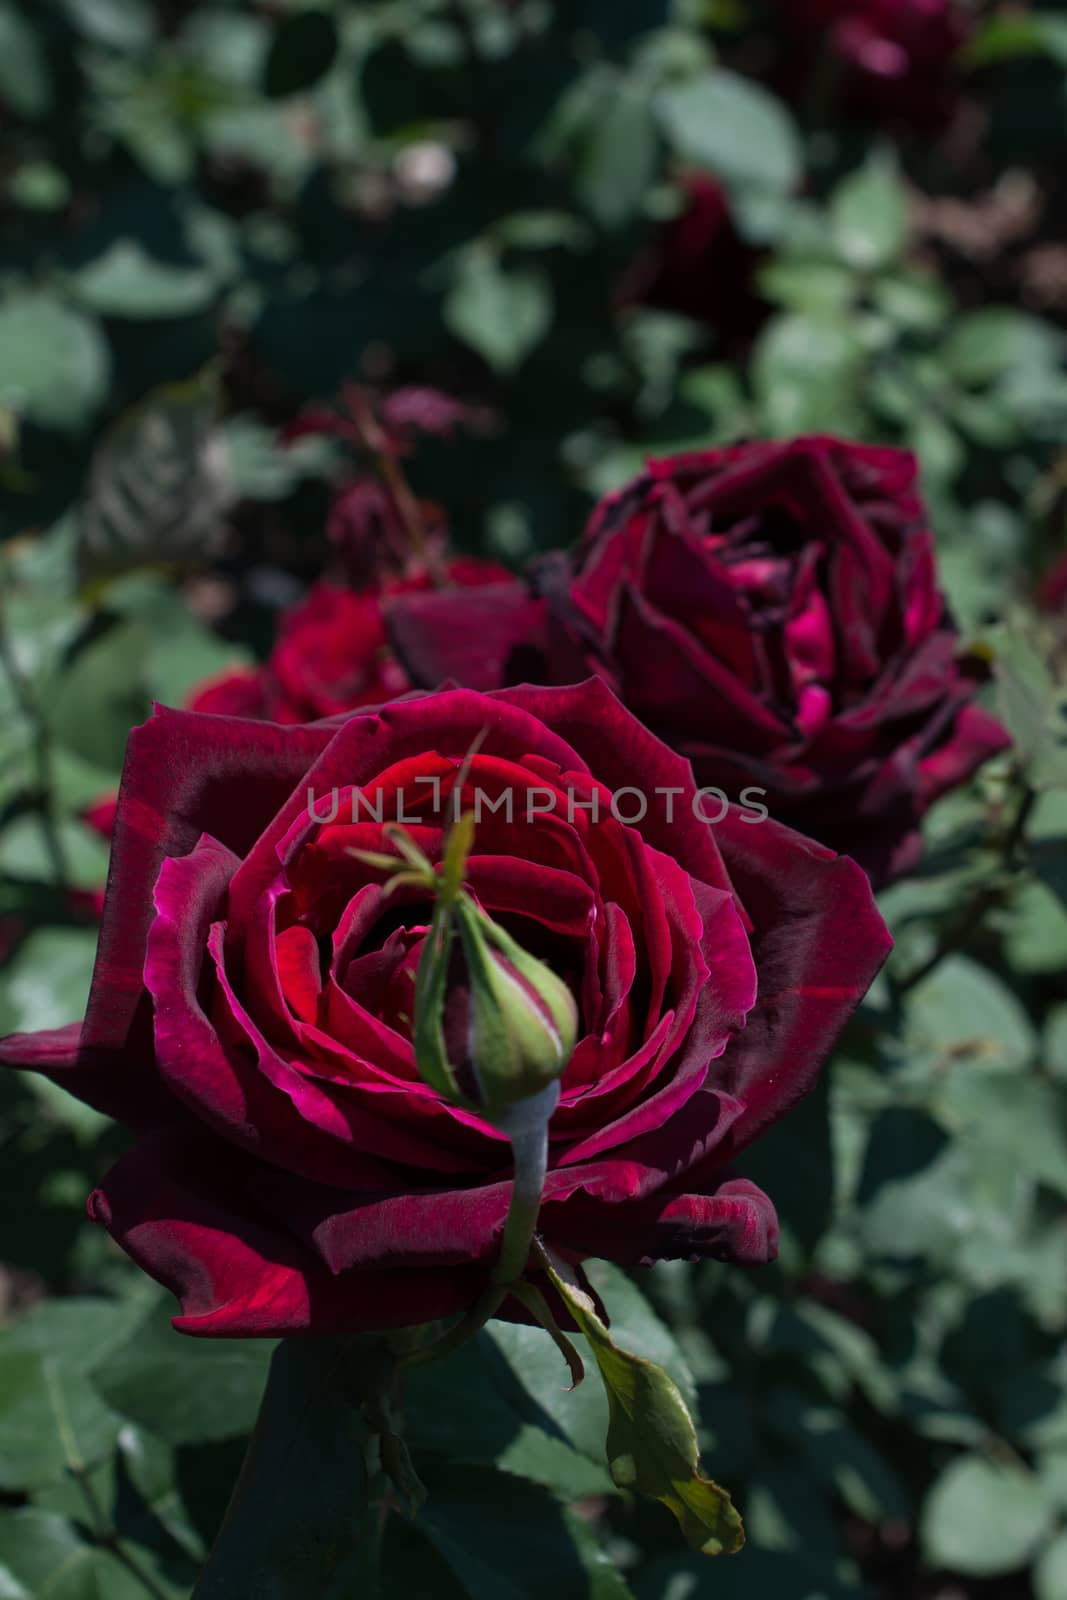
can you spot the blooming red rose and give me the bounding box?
[0,680,889,1337]
[784,0,970,130]
[620,174,767,343]
[386,439,1010,885]
[187,559,507,727]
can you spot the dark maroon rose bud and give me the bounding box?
[1037,551,1067,615]
[387,438,1010,886]
[326,477,449,590]
[619,174,767,345]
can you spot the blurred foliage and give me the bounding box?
[2,0,1067,1597]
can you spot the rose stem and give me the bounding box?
[397,1083,559,1369]
[345,386,446,585]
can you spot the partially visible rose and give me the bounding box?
[1037,551,1067,614]
[0,916,23,968]
[188,667,270,720]
[187,559,508,726]
[0,679,891,1336]
[784,0,970,131]
[620,174,766,343]
[84,795,119,843]
[74,794,122,920]
[387,438,1010,885]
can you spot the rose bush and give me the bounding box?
[388,438,1010,884]
[0,680,889,1336]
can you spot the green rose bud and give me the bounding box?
[353,810,577,1124]
[414,892,577,1124]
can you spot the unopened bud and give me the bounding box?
[414,894,577,1124]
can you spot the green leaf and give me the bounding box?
[46,621,152,771]
[190,1339,375,1600]
[1044,1004,1067,1084]
[404,1335,614,1500]
[944,310,1063,386]
[921,1455,1053,1576]
[71,242,217,320]
[540,1252,743,1557]
[0,816,109,891]
[655,71,801,199]
[936,1072,1067,1203]
[753,313,863,436]
[93,1302,274,1448]
[575,80,658,229]
[1035,1531,1067,1600]
[0,292,109,433]
[263,10,339,99]
[830,161,907,272]
[444,256,553,374]
[0,928,99,1035]
[1,1296,146,1373]
[60,0,154,51]
[758,259,854,316]
[0,1347,123,1493]
[117,1426,208,1565]
[1001,880,1067,975]
[963,13,1067,69]
[0,2,52,120]
[905,956,1037,1075]
[0,1509,89,1598]
[416,1464,635,1600]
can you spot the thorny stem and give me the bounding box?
[73,1465,174,1600]
[43,1354,171,1600]
[0,564,70,889]
[344,386,446,584]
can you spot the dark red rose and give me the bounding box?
[784,0,970,130]
[386,438,1010,885]
[1038,551,1067,614]
[78,792,123,919]
[0,916,23,968]
[620,174,767,343]
[187,560,507,727]
[0,680,890,1336]
[83,794,119,843]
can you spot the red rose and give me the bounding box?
[188,667,271,720]
[187,559,508,726]
[386,439,1010,885]
[0,680,889,1336]
[784,0,970,130]
[620,174,767,343]
[1038,551,1067,614]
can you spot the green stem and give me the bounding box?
[398,1083,558,1369]
[491,1085,555,1284]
